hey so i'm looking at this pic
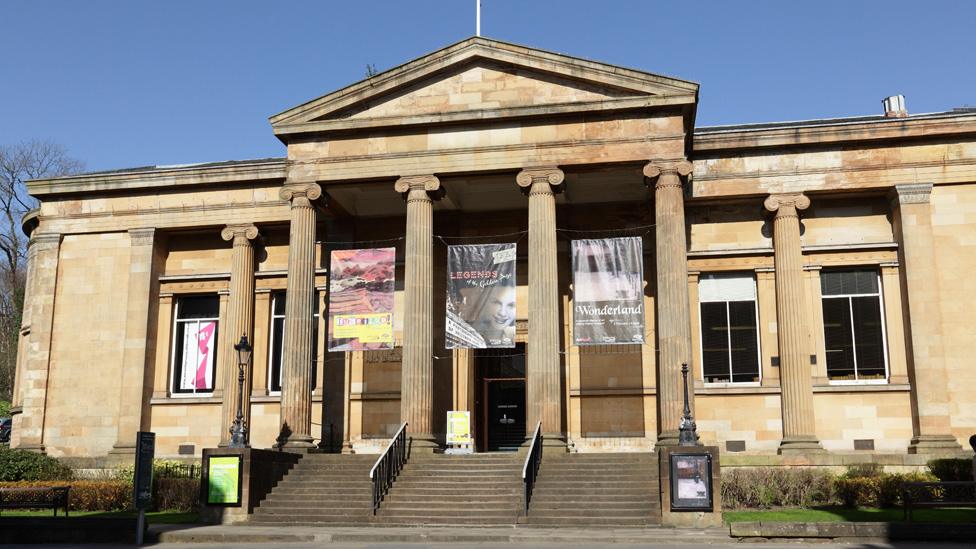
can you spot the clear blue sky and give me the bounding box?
[3,1,974,172]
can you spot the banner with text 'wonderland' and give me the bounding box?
[572,237,645,346]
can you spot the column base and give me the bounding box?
[656,431,681,449]
[541,432,567,449]
[15,444,46,454]
[409,433,440,454]
[908,434,962,454]
[281,433,316,452]
[778,437,826,455]
[108,444,136,455]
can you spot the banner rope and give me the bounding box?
[309,224,658,247]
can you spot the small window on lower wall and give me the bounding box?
[171,295,220,395]
[820,270,888,383]
[698,274,761,384]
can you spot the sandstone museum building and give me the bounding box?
[10,38,976,464]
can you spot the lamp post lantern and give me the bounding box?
[229,334,252,448]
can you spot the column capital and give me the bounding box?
[642,160,693,189]
[516,167,564,195]
[220,223,260,242]
[279,182,323,205]
[31,233,62,249]
[891,183,933,205]
[764,193,810,218]
[394,174,443,201]
[128,228,156,247]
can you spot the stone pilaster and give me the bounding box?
[890,184,961,452]
[14,233,61,453]
[111,228,163,453]
[642,161,694,447]
[219,224,259,447]
[279,183,321,448]
[11,232,39,417]
[394,175,441,447]
[516,167,565,444]
[764,193,823,454]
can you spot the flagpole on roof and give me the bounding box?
[476,0,481,37]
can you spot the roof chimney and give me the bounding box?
[883,95,908,118]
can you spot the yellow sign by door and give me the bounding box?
[446,410,471,445]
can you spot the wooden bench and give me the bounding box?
[903,481,976,521]
[0,486,70,517]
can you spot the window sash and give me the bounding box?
[821,271,889,383]
[268,292,321,394]
[171,297,219,395]
[699,298,761,385]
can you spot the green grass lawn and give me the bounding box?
[0,509,199,523]
[724,506,976,524]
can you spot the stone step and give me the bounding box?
[385,493,519,503]
[378,508,517,518]
[381,487,522,497]
[252,507,372,518]
[519,516,655,527]
[248,514,372,524]
[263,495,373,505]
[529,500,656,509]
[396,474,520,482]
[379,502,519,511]
[378,516,516,526]
[527,507,654,518]
[530,495,655,504]
[256,499,370,510]
[273,480,373,488]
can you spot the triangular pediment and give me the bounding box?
[270,37,698,138]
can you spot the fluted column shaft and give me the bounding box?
[517,167,564,441]
[395,175,440,445]
[643,161,694,446]
[764,193,822,453]
[280,183,321,448]
[219,224,259,446]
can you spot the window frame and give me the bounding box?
[821,270,890,385]
[267,291,321,396]
[697,274,762,387]
[169,295,220,397]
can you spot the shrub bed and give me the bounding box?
[0,481,130,511]
[721,467,834,509]
[927,458,974,481]
[0,448,73,481]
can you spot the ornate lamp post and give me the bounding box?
[229,334,252,448]
[678,363,699,446]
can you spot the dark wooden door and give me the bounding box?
[485,379,526,452]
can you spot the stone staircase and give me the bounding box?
[519,452,661,527]
[376,453,523,525]
[248,453,376,525]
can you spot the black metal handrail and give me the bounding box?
[369,421,408,514]
[522,421,543,513]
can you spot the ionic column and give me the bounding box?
[891,184,961,452]
[395,175,441,448]
[643,161,694,447]
[764,193,823,454]
[15,233,61,453]
[279,183,321,448]
[516,167,565,443]
[219,224,259,447]
[111,228,163,453]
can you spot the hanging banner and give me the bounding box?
[328,247,396,351]
[446,243,517,348]
[179,321,215,391]
[572,237,645,345]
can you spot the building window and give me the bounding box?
[171,295,220,395]
[821,269,888,382]
[268,292,320,393]
[698,273,761,384]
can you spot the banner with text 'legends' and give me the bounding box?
[446,244,517,348]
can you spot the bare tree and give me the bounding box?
[0,140,83,401]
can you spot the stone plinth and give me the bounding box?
[658,445,723,528]
[200,447,301,524]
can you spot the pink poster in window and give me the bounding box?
[181,321,216,390]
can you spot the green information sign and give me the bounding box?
[207,456,241,505]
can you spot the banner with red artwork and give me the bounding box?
[179,321,216,391]
[328,247,396,351]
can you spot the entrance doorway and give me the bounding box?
[474,343,526,452]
